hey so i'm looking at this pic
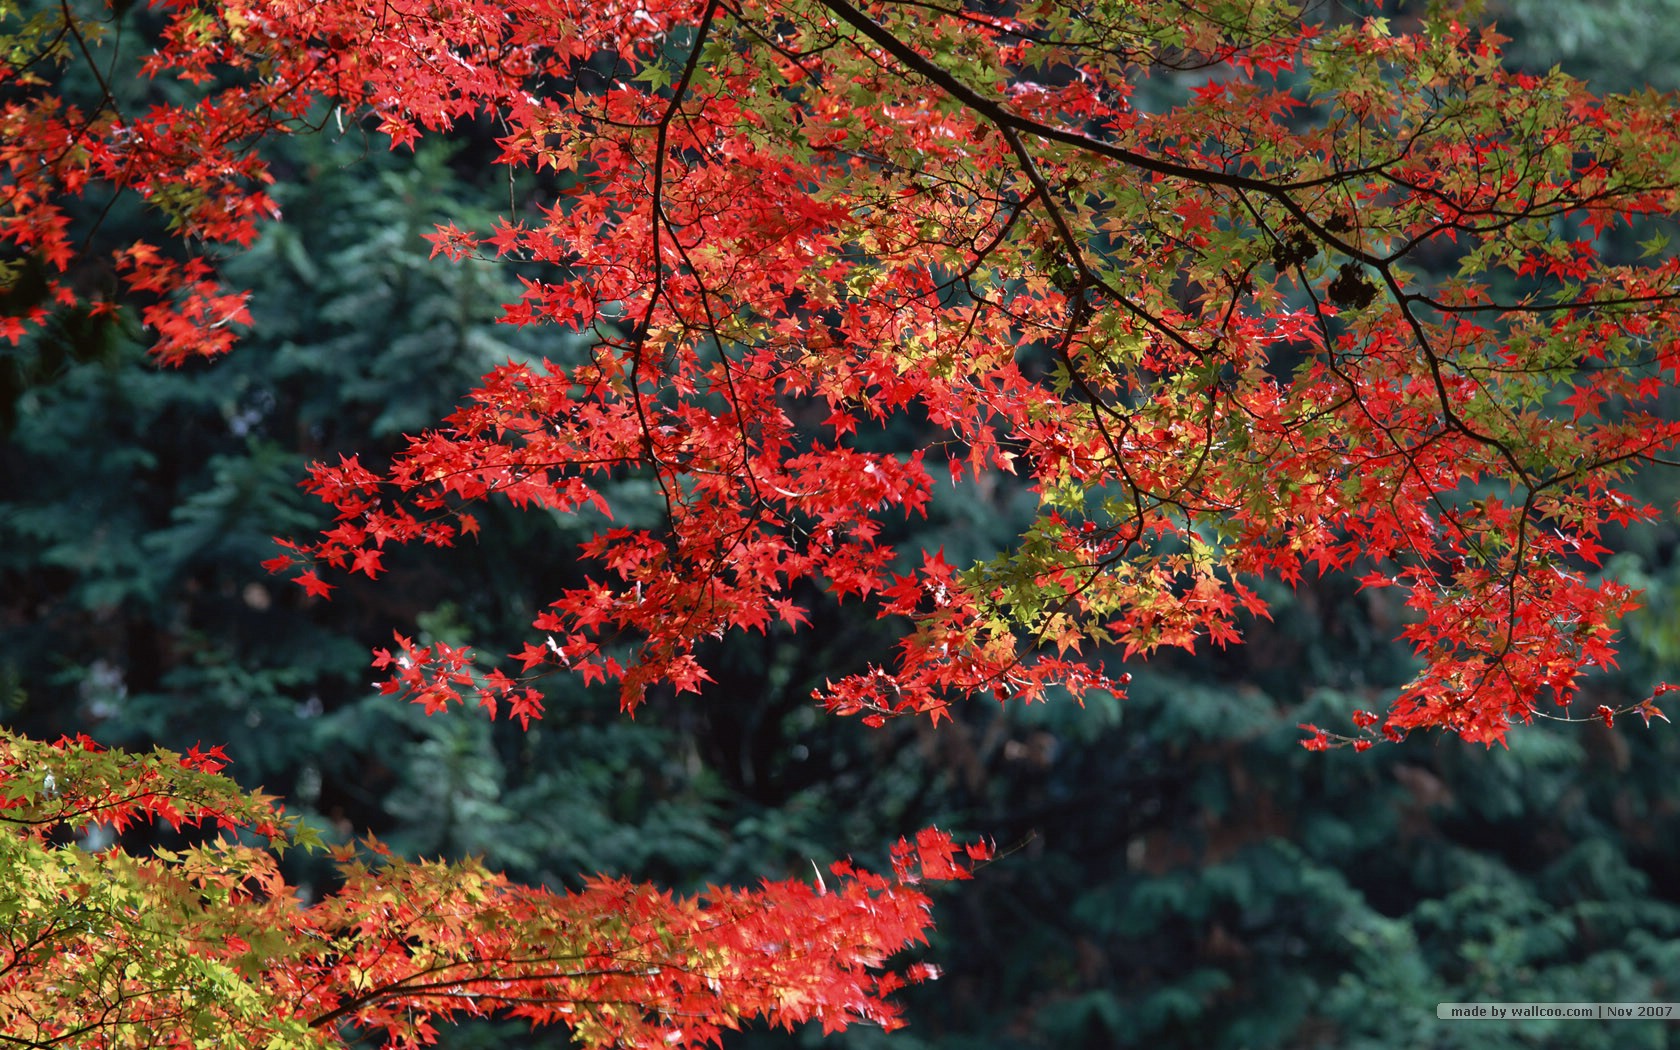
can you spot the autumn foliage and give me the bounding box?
[7,0,1680,746]
[0,730,984,1047]
[257,0,1680,748]
[5,0,1680,1043]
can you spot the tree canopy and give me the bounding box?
[4,0,1680,1046]
[13,0,1680,746]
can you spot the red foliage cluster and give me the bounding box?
[8,4,1680,735]
[0,730,990,1047]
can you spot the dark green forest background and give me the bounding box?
[4,1,1680,1047]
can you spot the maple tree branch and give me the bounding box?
[816,0,1386,208]
[1369,262,1533,485]
[982,124,1187,560]
[621,0,726,535]
[990,121,1212,369]
[1286,263,1482,575]
[1407,289,1680,315]
[58,0,115,121]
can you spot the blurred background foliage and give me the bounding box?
[3,1,1680,1048]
